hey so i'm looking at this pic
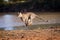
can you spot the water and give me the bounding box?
[0,13,25,30]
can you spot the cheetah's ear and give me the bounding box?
[20,12,22,16]
[18,12,22,17]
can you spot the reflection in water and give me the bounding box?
[3,15,14,30]
[0,14,25,30]
[4,15,13,27]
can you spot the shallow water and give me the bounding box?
[0,13,25,30]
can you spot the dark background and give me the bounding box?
[0,0,60,12]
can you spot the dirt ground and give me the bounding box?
[0,28,60,40]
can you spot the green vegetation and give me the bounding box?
[28,24,60,30]
[14,24,60,30]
